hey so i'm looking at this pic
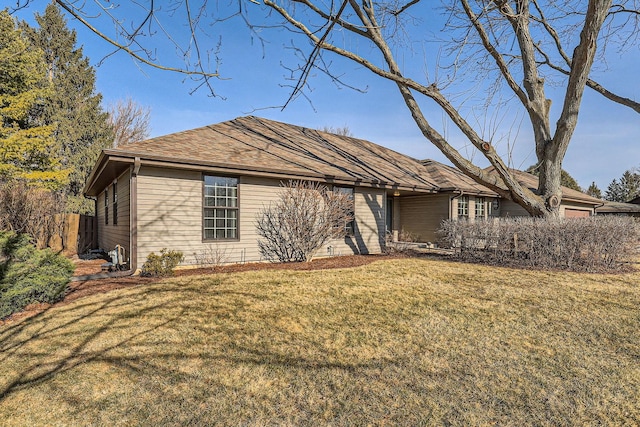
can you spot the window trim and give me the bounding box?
[475,197,485,219]
[202,174,240,241]
[104,188,109,225]
[457,195,469,218]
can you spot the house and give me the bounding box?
[83,116,603,270]
[596,201,640,216]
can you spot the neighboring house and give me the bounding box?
[596,201,640,216]
[83,116,603,270]
[628,196,640,205]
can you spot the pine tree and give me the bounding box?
[585,182,602,199]
[0,10,68,189]
[23,4,113,212]
[605,170,640,202]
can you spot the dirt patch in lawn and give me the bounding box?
[2,254,417,325]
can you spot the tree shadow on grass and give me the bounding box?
[0,278,384,398]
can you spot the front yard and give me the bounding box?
[1,258,639,425]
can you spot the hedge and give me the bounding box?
[0,231,74,319]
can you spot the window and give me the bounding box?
[457,195,469,218]
[203,175,238,240]
[104,189,109,225]
[334,186,355,235]
[475,197,485,219]
[112,182,118,225]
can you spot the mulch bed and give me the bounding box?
[1,254,412,326]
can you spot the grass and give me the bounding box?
[1,257,639,426]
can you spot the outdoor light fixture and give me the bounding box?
[393,190,400,197]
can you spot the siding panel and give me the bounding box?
[97,169,131,263]
[135,170,385,268]
[399,194,450,243]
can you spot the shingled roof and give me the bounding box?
[85,116,440,196]
[484,167,603,206]
[596,201,640,215]
[421,159,498,196]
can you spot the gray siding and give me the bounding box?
[348,188,385,254]
[97,169,131,261]
[134,167,384,268]
[499,200,530,217]
[399,194,450,243]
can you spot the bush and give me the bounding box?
[438,216,640,272]
[256,181,354,262]
[193,244,230,268]
[141,248,184,277]
[0,231,74,319]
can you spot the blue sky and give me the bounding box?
[14,2,639,192]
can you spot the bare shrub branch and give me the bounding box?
[439,216,640,272]
[0,180,66,248]
[256,180,354,262]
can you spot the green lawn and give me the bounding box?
[1,258,639,426]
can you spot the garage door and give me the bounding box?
[564,209,590,218]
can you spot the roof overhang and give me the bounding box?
[83,150,439,197]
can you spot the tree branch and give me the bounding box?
[53,0,219,79]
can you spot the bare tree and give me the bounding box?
[14,1,639,217]
[321,125,353,136]
[256,180,354,262]
[0,181,66,248]
[107,97,151,147]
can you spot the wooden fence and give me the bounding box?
[45,214,96,255]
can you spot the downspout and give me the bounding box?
[130,157,141,274]
[594,202,605,216]
[449,190,464,220]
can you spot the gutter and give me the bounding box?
[99,151,440,194]
[130,158,141,272]
[449,190,464,219]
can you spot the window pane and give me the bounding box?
[204,175,239,240]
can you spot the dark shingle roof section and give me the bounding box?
[484,167,602,205]
[109,116,439,191]
[596,201,640,215]
[421,159,498,195]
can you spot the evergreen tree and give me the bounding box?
[525,165,582,192]
[585,182,602,199]
[0,10,68,189]
[23,4,113,212]
[605,170,640,202]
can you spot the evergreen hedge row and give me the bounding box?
[0,231,74,319]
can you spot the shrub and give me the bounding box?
[256,181,354,262]
[0,230,74,319]
[384,229,419,254]
[193,244,230,268]
[141,248,184,277]
[438,216,640,272]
